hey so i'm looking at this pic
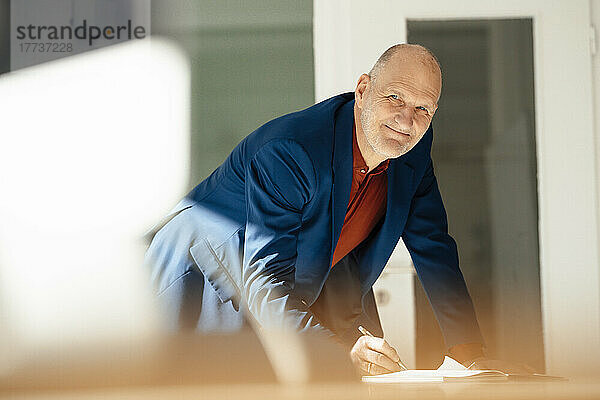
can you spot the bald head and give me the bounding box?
[368,44,442,96]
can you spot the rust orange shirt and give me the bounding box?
[331,124,389,267]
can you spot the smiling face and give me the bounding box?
[355,48,442,168]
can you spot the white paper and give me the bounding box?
[362,356,506,383]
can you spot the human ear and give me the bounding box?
[354,74,371,109]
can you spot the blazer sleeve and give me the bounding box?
[242,139,331,334]
[402,158,484,348]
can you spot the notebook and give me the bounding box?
[362,356,566,383]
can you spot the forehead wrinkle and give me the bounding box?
[378,53,442,100]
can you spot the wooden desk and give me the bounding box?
[3,333,598,399]
[4,380,600,400]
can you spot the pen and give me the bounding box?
[358,325,408,371]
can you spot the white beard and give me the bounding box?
[360,98,409,159]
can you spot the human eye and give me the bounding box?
[388,94,401,101]
[416,105,430,114]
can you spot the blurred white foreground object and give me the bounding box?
[0,38,190,371]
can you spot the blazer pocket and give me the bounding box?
[189,229,244,311]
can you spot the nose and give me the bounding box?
[393,107,415,132]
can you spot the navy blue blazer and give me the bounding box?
[147,93,483,348]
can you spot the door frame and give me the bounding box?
[314,0,599,376]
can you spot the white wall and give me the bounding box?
[593,2,600,306]
[592,2,600,371]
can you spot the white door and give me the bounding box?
[314,0,599,376]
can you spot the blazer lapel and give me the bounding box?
[358,158,416,293]
[330,99,355,266]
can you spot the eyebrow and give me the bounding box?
[387,88,436,111]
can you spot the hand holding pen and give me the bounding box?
[350,325,408,375]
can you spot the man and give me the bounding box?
[146,44,487,375]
